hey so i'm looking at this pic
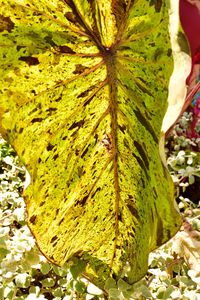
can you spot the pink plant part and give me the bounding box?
[180,0,200,58]
[179,0,200,140]
[187,97,200,138]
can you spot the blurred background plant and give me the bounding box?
[0,104,200,300]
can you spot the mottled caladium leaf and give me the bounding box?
[0,0,182,286]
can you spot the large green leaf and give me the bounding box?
[0,0,182,286]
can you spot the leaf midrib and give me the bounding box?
[61,0,127,266]
[104,51,120,266]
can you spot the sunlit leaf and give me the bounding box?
[41,263,51,275]
[173,221,200,276]
[162,0,191,135]
[0,0,182,287]
[15,273,31,288]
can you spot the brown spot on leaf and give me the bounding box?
[128,194,134,200]
[58,218,64,226]
[29,215,37,224]
[73,64,89,75]
[18,128,23,134]
[127,205,139,219]
[167,48,172,57]
[46,107,57,114]
[53,154,59,160]
[77,166,84,177]
[65,12,77,24]
[58,45,75,54]
[50,235,58,243]
[19,56,39,66]
[0,15,14,32]
[75,195,89,207]
[119,124,126,134]
[81,146,89,159]
[78,90,90,98]
[17,45,26,51]
[31,118,43,123]
[80,195,89,206]
[47,143,54,151]
[150,0,163,12]
[92,187,101,198]
[118,212,122,222]
[68,119,84,130]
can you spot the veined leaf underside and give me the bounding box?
[0,0,181,286]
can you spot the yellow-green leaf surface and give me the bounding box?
[0,0,182,286]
